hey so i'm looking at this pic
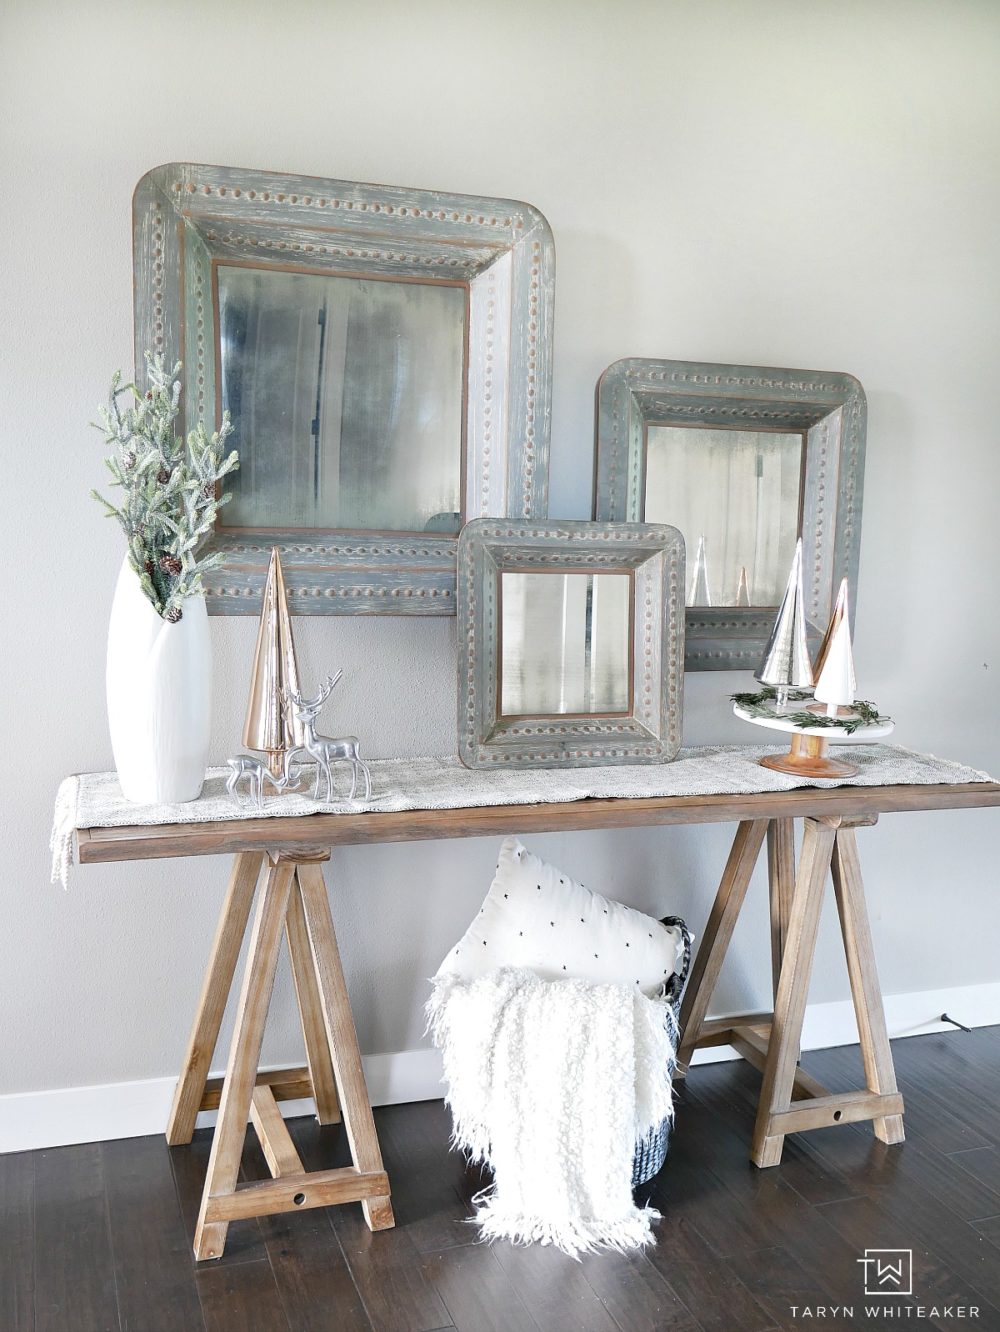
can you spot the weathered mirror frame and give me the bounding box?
[594,358,866,671]
[133,163,554,614]
[457,519,685,768]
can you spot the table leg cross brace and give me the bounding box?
[166,849,394,1260]
[676,815,904,1168]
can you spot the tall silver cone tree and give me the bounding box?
[755,537,814,708]
[91,354,239,621]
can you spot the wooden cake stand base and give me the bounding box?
[760,733,859,780]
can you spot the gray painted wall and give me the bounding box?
[2,0,998,1099]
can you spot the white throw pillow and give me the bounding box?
[436,837,688,998]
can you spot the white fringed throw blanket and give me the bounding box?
[426,969,676,1257]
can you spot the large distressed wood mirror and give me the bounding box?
[133,164,554,613]
[595,359,866,671]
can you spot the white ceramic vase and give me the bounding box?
[106,557,211,803]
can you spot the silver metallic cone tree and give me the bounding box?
[689,534,712,606]
[754,538,814,709]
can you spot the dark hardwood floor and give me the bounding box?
[4,1026,1000,1332]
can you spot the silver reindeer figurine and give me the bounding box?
[225,750,299,812]
[283,674,373,802]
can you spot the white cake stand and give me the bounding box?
[734,702,894,778]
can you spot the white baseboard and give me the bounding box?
[688,978,1000,1066]
[0,1048,445,1155]
[2,981,997,1155]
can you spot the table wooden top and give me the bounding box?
[74,780,1000,864]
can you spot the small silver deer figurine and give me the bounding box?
[225,750,298,811]
[283,674,373,802]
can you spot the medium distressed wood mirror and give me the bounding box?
[133,163,555,613]
[457,519,685,768]
[595,359,866,671]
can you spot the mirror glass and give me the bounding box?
[500,571,631,716]
[643,426,803,607]
[217,266,466,533]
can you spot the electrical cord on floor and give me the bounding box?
[940,1012,973,1033]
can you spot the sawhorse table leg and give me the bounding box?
[767,818,796,999]
[167,848,393,1260]
[678,814,904,1167]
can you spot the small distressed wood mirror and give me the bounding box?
[133,164,554,613]
[595,359,866,671]
[457,519,685,768]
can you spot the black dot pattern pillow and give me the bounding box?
[436,836,687,997]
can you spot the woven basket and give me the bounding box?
[631,915,692,1189]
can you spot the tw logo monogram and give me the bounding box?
[858,1249,913,1296]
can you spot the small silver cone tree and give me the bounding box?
[690,534,712,606]
[736,565,751,606]
[755,538,814,709]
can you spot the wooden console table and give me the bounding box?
[73,777,1000,1259]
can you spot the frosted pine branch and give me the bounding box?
[91,353,238,621]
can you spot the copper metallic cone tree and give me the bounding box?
[754,538,813,709]
[813,613,858,718]
[243,548,306,778]
[812,576,852,682]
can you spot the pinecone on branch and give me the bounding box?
[165,605,183,623]
[159,554,182,577]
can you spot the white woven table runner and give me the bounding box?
[50,744,993,887]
